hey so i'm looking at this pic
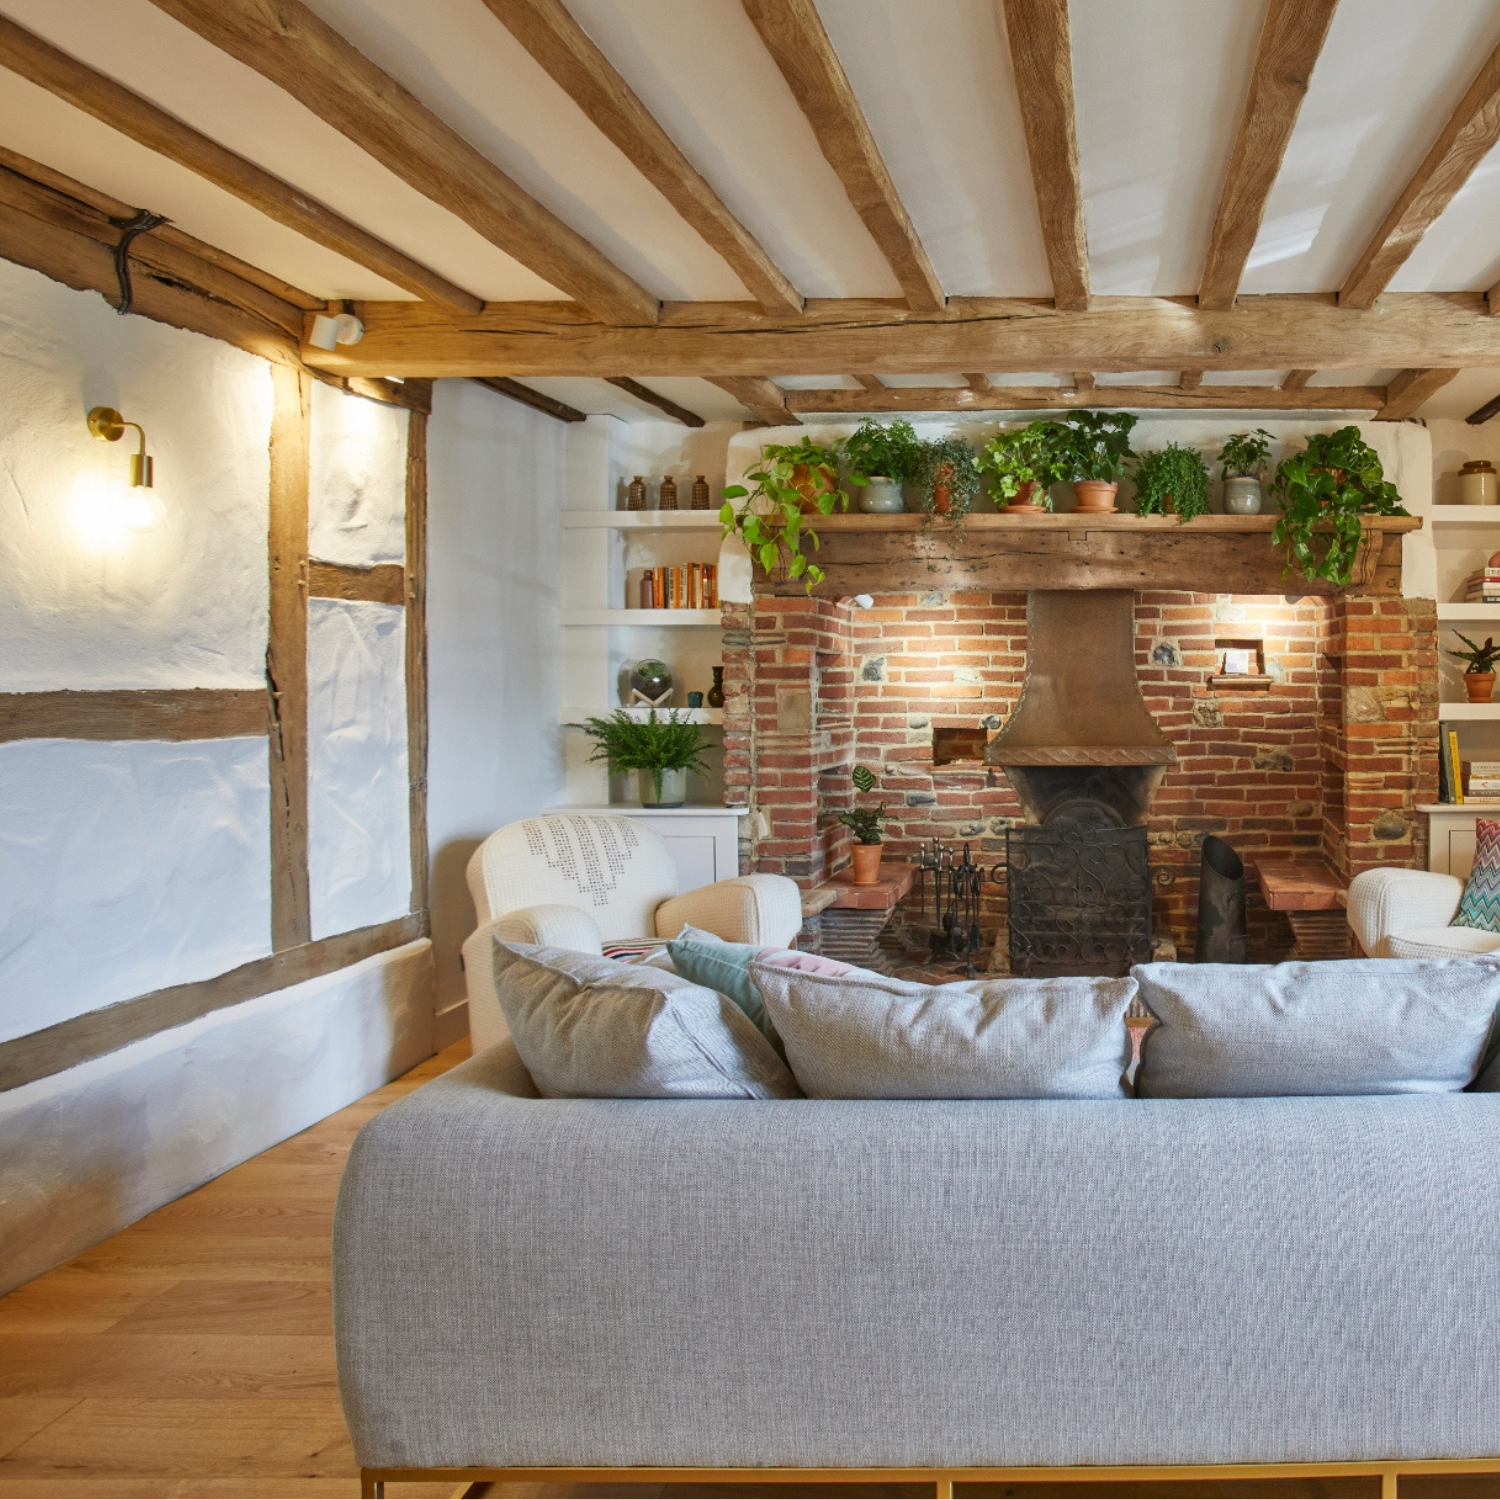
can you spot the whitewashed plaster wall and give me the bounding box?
[425,379,568,1035]
[308,377,407,566]
[0,939,432,1295]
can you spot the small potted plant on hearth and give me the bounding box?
[843,418,922,512]
[1449,633,1500,703]
[1133,442,1211,521]
[913,433,982,534]
[571,707,710,807]
[838,764,887,884]
[973,418,1071,511]
[1060,411,1137,512]
[1217,428,1274,515]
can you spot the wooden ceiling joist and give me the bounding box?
[604,376,705,426]
[146,0,658,325]
[1178,371,1203,390]
[1340,36,1500,310]
[1197,0,1338,311]
[963,373,993,392]
[852,374,885,392]
[0,15,483,315]
[1071,372,1094,392]
[706,376,800,425]
[1466,391,1500,425]
[481,0,801,318]
[783,385,1387,414]
[470,375,585,422]
[1377,367,1458,421]
[740,0,943,313]
[302,294,1500,379]
[1282,369,1315,391]
[999,0,1089,312]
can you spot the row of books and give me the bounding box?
[638,563,718,610]
[1438,730,1500,802]
[1463,566,1500,602]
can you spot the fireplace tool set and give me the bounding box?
[914,838,992,978]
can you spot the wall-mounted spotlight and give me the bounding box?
[87,406,153,487]
[308,311,365,352]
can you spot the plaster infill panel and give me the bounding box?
[0,737,273,1045]
[308,379,408,568]
[308,598,411,941]
[0,257,272,690]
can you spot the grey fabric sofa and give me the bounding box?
[333,1040,1500,1486]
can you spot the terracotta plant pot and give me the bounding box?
[1002,480,1046,513]
[850,843,884,885]
[791,463,836,514]
[1466,672,1496,703]
[932,462,953,514]
[1072,480,1119,512]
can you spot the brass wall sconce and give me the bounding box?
[87,406,153,487]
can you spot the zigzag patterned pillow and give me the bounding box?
[1454,818,1500,933]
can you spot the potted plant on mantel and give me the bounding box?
[1061,411,1137,512]
[1271,426,1409,587]
[973,418,1071,511]
[843,418,922,512]
[838,764,887,884]
[913,433,982,533]
[1218,428,1274,515]
[572,708,710,807]
[1449,633,1500,703]
[1133,442,1211,521]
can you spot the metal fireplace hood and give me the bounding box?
[987,591,1176,769]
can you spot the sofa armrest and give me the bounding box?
[461,905,603,1052]
[655,873,803,948]
[1347,868,1464,957]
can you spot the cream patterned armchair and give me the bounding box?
[461,813,803,1051]
[1347,866,1500,960]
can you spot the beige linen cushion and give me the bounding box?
[750,962,1135,1099]
[1387,927,1500,960]
[492,940,800,1099]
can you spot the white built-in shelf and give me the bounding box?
[1419,802,1500,811]
[562,609,722,626]
[560,705,723,726]
[562,511,721,530]
[1430,505,1500,524]
[550,803,748,817]
[1438,702,1500,719]
[1438,604,1500,620]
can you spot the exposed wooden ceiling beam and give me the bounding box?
[1467,391,1500,424]
[706,376,800,425]
[999,0,1089,311]
[0,14,484,315]
[1377,367,1458,420]
[480,0,800,318]
[604,376,705,426]
[1197,0,1338,311]
[146,0,657,324]
[470,375,585,422]
[852,374,885,392]
[1178,371,1203,390]
[299,294,1500,378]
[963,373,993,392]
[785,385,1386,413]
[1341,37,1500,309]
[740,0,943,313]
[1071,372,1094,392]
[1282,369,1315,391]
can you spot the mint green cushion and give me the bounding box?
[666,937,780,1051]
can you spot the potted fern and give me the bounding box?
[973,419,1071,511]
[572,708,710,807]
[1060,411,1138,512]
[843,419,922,512]
[838,764,887,884]
[1133,443,1211,521]
[913,434,981,531]
[1218,429,1273,515]
[1449,633,1500,703]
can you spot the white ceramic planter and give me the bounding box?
[638,767,687,808]
[1222,477,1263,515]
[857,476,906,513]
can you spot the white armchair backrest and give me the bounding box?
[467,814,680,939]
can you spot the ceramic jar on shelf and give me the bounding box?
[1222,477,1263,515]
[1459,461,1498,506]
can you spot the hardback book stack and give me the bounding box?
[639,563,717,610]
[1468,760,1500,800]
[1464,566,1500,602]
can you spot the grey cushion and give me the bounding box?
[1135,959,1500,1097]
[491,940,800,1099]
[751,962,1135,1098]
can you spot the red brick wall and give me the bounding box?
[725,589,1438,962]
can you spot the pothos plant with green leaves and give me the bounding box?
[1133,443,1211,521]
[1270,426,1408,587]
[972,419,1072,508]
[719,436,853,594]
[1219,428,1274,481]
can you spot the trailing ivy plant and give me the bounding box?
[1270,426,1408,587]
[843,418,923,481]
[571,708,710,802]
[912,434,982,533]
[973,419,1072,508]
[1061,410,1138,483]
[1133,443,1211,521]
[1218,428,1274,481]
[720,437,852,593]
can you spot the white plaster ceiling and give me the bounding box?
[3,0,1500,419]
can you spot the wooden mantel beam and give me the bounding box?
[481,0,801,317]
[1341,36,1500,309]
[1197,0,1338,311]
[300,293,1500,379]
[740,0,943,313]
[146,0,659,325]
[0,14,484,314]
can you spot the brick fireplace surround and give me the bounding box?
[722,590,1439,965]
